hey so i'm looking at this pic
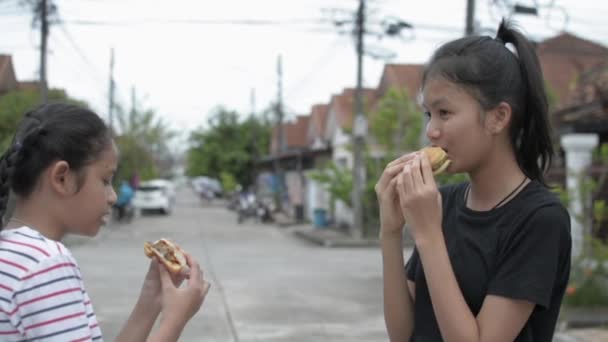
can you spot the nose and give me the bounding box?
[108,186,117,206]
[425,118,441,142]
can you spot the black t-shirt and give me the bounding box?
[406,181,571,341]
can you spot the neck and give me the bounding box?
[5,196,64,241]
[467,143,528,211]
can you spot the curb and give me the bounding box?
[293,229,380,248]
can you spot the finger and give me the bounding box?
[411,156,425,188]
[185,255,203,286]
[158,262,174,290]
[202,281,211,296]
[396,170,408,209]
[380,172,399,199]
[402,164,415,195]
[378,163,410,193]
[419,152,436,188]
[387,152,417,169]
[148,258,160,273]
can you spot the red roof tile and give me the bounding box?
[376,64,424,101]
[329,87,377,129]
[0,54,18,94]
[309,104,329,139]
[270,115,311,154]
[538,33,608,109]
[18,81,41,91]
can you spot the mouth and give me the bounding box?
[101,212,111,224]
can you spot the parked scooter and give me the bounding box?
[113,202,135,224]
[236,191,274,223]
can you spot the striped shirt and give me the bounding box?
[0,226,103,341]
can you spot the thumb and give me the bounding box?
[158,262,174,289]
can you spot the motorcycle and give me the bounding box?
[112,202,135,224]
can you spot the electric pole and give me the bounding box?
[465,0,476,36]
[250,88,257,192]
[273,55,285,212]
[108,48,115,135]
[351,0,366,239]
[39,0,49,104]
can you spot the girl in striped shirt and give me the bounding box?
[0,103,210,341]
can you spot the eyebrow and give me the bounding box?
[422,97,450,109]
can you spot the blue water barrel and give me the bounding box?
[313,208,328,228]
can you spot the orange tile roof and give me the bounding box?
[376,64,424,101]
[0,54,18,94]
[270,115,311,154]
[537,33,608,109]
[18,81,41,91]
[329,87,377,129]
[310,103,329,139]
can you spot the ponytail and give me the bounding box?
[0,144,20,228]
[495,20,553,185]
[422,19,554,186]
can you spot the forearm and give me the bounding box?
[115,299,161,342]
[147,316,187,342]
[381,232,414,342]
[416,231,479,342]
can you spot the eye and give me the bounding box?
[439,109,450,117]
[423,111,431,119]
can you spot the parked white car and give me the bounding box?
[133,179,176,215]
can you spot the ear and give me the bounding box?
[49,161,78,196]
[485,101,512,135]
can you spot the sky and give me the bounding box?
[1,0,607,145]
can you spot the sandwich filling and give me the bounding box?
[145,239,186,269]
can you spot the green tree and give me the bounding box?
[113,93,176,184]
[0,88,87,152]
[311,87,426,237]
[186,107,271,189]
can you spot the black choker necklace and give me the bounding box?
[464,177,528,210]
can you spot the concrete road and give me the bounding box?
[69,188,393,342]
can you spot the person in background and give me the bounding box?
[115,179,135,221]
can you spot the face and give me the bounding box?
[64,141,118,237]
[421,77,495,174]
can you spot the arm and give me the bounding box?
[381,233,414,341]
[114,298,161,342]
[417,235,534,342]
[397,155,552,342]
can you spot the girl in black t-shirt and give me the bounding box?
[377,20,571,342]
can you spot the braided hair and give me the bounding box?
[0,103,111,228]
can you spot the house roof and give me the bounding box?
[18,81,41,91]
[537,33,608,109]
[0,54,18,94]
[270,115,311,154]
[554,62,608,128]
[329,87,377,129]
[376,64,424,101]
[310,103,329,138]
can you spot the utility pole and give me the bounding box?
[39,0,49,104]
[273,55,285,212]
[465,0,476,36]
[351,0,366,239]
[108,48,115,135]
[250,88,258,192]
